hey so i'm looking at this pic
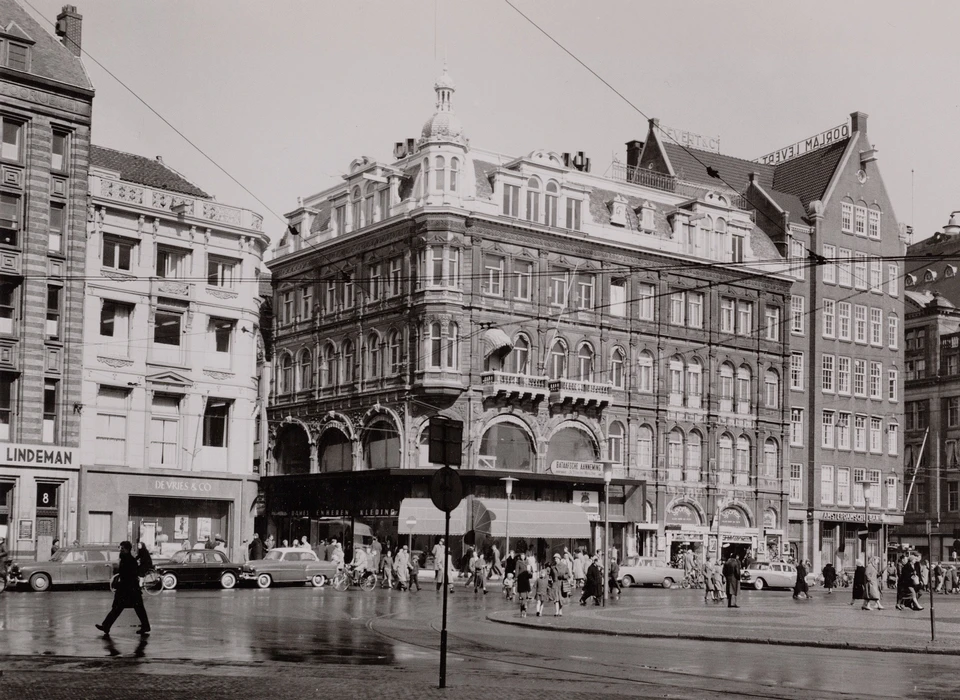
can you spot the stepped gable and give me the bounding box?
[771,138,848,208]
[0,0,92,90]
[91,145,210,199]
[661,142,775,192]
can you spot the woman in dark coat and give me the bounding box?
[850,559,866,604]
[96,541,150,636]
[580,555,602,605]
[516,561,533,617]
[897,555,923,610]
[793,560,810,599]
[822,561,837,594]
[136,541,153,576]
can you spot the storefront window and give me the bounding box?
[364,420,400,469]
[479,422,535,471]
[275,423,311,475]
[319,428,351,472]
[545,426,598,468]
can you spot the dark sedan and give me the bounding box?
[155,549,242,590]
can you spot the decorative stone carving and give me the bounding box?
[207,288,237,300]
[102,270,136,282]
[157,281,189,296]
[203,202,242,226]
[203,369,234,380]
[97,356,134,368]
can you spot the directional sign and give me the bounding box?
[430,466,463,514]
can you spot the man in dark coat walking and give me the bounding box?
[248,533,265,561]
[722,553,741,608]
[96,541,150,636]
[580,555,603,606]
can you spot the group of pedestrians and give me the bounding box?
[699,555,742,607]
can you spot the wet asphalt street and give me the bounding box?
[3,581,960,699]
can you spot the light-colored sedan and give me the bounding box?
[240,547,338,589]
[740,562,817,590]
[618,556,685,589]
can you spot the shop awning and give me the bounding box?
[397,498,467,536]
[472,498,591,539]
[481,327,513,360]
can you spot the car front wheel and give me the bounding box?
[753,578,765,591]
[161,573,178,590]
[311,574,326,588]
[256,573,272,589]
[621,575,634,588]
[220,572,237,589]
[29,573,51,592]
[661,577,674,589]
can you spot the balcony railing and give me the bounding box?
[548,379,611,409]
[480,371,549,401]
[608,163,753,211]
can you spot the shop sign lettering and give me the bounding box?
[662,124,720,153]
[152,479,213,493]
[665,503,700,526]
[3,443,74,467]
[549,461,603,478]
[821,510,882,523]
[720,508,748,528]
[358,508,398,517]
[755,122,851,165]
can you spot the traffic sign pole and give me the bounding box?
[439,509,450,689]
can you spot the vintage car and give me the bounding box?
[8,545,119,591]
[155,549,242,590]
[240,547,338,589]
[740,562,818,590]
[618,556,685,588]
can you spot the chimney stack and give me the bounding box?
[625,140,644,170]
[850,111,868,134]
[55,5,83,57]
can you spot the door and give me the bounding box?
[203,551,226,583]
[85,549,114,584]
[279,551,300,581]
[184,551,206,584]
[36,517,57,562]
[59,550,87,583]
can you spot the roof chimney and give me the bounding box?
[626,140,643,170]
[55,5,82,57]
[850,111,868,134]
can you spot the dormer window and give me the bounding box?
[351,187,362,230]
[503,183,519,217]
[6,42,27,72]
[924,269,937,283]
[525,177,540,222]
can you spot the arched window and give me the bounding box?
[388,329,403,374]
[737,365,752,413]
[577,343,594,382]
[637,425,654,469]
[446,322,459,369]
[298,348,313,390]
[686,430,702,481]
[715,217,727,260]
[549,339,567,379]
[608,421,625,464]
[364,182,376,224]
[698,214,712,254]
[342,339,355,383]
[507,334,530,374]
[366,332,380,379]
[323,343,338,387]
[763,438,779,477]
[735,435,751,475]
[764,369,780,408]
[611,347,625,389]
[686,358,702,408]
[668,355,684,405]
[525,177,541,223]
[545,180,559,227]
[638,350,654,393]
[429,322,443,369]
[435,155,446,192]
[351,186,362,230]
[449,157,459,192]
[668,428,684,472]
[421,158,429,198]
[279,353,293,394]
[719,362,735,411]
[718,433,733,472]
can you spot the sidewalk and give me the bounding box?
[487,588,960,654]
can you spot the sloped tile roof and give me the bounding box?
[772,139,848,208]
[398,163,420,200]
[764,189,808,225]
[662,143,775,192]
[310,200,331,234]
[0,0,92,90]
[91,145,210,198]
[473,160,497,200]
[904,234,960,307]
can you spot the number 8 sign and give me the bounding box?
[36,483,58,508]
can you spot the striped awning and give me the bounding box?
[472,498,591,539]
[481,327,513,360]
[397,498,468,536]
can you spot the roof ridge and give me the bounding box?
[665,142,777,170]
[773,137,850,171]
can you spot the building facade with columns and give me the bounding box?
[264,70,794,565]
[0,1,93,558]
[77,146,269,559]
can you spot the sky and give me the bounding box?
[20,0,960,249]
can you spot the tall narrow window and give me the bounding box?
[577,344,594,382]
[299,349,313,390]
[790,352,804,391]
[449,157,459,192]
[1,118,21,161]
[97,386,130,465]
[609,280,626,317]
[149,394,180,467]
[549,340,566,380]
[565,198,582,231]
[638,283,655,320]
[99,300,132,352]
[435,156,446,192]
[367,333,380,379]
[43,380,57,443]
[202,400,230,448]
[513,259,533,301]
[46,286,61,339]
[323,344,338,387]
[0,282,15,334]
[637,351,653,393]
[507,335,529,375]
[211,318,234,354]
[343,340,356,383]
[364,183,375,223]
[482,254,504,296]
[388,331,403,374]
[351,187,362,229]
[637,425,653,469]
[447,322,459,369]
[48,203,65,253]
[608,422,624,464]
[503,184,519,217]
[611,348,625,389]
[0,192,20,246]
[525,177,540,222]
[545,181,559,226]
[429,323,443,369]
[51,131,68,171]
[154,310,181,346]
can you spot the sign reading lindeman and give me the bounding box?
[3,443,75,467]
[755,122,850,165]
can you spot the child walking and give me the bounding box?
[533,568,549,617]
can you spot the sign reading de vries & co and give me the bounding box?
[152,478,214,494]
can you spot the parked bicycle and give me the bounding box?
[332,565,377,592]
[679,571,704,589]
[110,568,163,596]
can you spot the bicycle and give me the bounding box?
[679,571,704,589]
[332,565,377,592]
[110,568,163,596]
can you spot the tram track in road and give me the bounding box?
[365,608,888,700]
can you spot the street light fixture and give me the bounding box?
[405,516,417,555]
[858,479,872,563]
[601,461,615,606]
[500,477,518,558]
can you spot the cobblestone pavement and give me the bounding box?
[489,585,960,653]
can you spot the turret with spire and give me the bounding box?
[419,64,468,148]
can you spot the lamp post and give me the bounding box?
[405,516,417,555]
[500,477,518,557]
[602,461,614,606]
[858,479,871,563]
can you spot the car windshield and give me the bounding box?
[264,550,284,561]
[49,549,69,562]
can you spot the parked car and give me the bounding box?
[8,545,119,591]
[155,549,242,590]
[618,556,685,588]
[740,562,817,590]
[240,547,338,589]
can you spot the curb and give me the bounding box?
[486,613,960,656]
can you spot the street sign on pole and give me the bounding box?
[430,467,463,514]
[428,452,463,690]
[428,417,463,466]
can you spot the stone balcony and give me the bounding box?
[548,379,611,410]
[91,175,264,232]
[480,371,549,401]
